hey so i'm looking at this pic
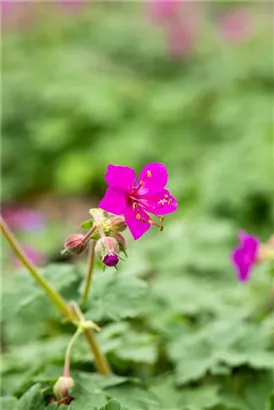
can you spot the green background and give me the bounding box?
[1,2,273,410]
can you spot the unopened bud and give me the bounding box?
[53,376,75,401]
[112,232,127,254]
[62,234,87,255]
[111,216,127,233]
[95,236,120,267]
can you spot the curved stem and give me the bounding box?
[81,240,96,305]
[1,217,112,375]
[70,302,111,375]
[63,327,83,378]
[0,217,71,319]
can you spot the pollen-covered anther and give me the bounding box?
[148,219,163,230]
[133,202,138,209]
[147,170,152,177]
[141,218,147,224]
[160,216,164,223]
[136,213,141,220]
[140,180,145,186]
[168,199,172,205]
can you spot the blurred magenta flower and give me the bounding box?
[99,163,177,240]
[1,207,45,231]
[167,23,196,57]
[56,0,87,13]
[13,245,47,268]
[148,0,180,25]
[218,9,254,43]
[147,0,200,58]
[231,231,259,282]
[1,0,35,31]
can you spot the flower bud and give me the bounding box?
[62,234,87,255]
[112,232,127,254]
[53,376,75,402]
[110,216,127,233]
[95,236,120,267]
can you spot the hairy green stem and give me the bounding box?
[0,217,71,319]
[63,327,83,378]
[81,240,96,305]
[70,302,112,375]
[1,217,111,375]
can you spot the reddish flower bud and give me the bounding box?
[110,216,127,233]
[53,376,75,402]
[95,236,120,267]
[63,234,87,255]
[112,232,127,254]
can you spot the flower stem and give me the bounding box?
[81,240,96,305]
[63,327,83,378]
[0,217,71,319]
[1,217,112,375]
[70,302,112,375]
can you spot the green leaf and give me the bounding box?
[100,399,122,410]
[150,377,220,410]
[16,384,45,410]
[168,319,273,385]
[81,220,94,230]
[0,397,18,410]
[85,271,148,321]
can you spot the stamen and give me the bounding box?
[141,218,147,224]
[136,213,141,220]
[160,226,164,232]
[133,202,137,209]
[154,213,165,223]
[140,181,145,186]
[147,170,152,177]
[168,199,172,205]
[149,219,163,230]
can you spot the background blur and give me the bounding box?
[1,1,274,409]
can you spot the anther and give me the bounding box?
[160,216,164,223]
[141,218,147,224]
[168,199,172,205]
[140,181,145,186]
[147,170,152,177]
[133,202,137,209]
[149,219,163,230]
[160,226,164,231]
[136,213,141,220]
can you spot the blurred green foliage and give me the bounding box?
[1,2,273,410]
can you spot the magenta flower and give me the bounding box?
[12,246,47,268]
[148,0,180,25]
[231,231,259,282]
[218,9,254,43]
[1,207,45,231]
[99,163,178,240]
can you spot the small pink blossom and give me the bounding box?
[99,163,178,240]
[167,23,196,57]
[148,0,180,25]
[56,0,87,13]
[231,231,259,282]
[1,207,45,231]
[219,9,254,43]
[13,246,47,268]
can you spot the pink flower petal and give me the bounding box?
[231,230,259,282]
[138,189,178,215]
[125,205,151,240]
[137,163,168,194]
[99,187,127,215]
[105,164,136,192]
